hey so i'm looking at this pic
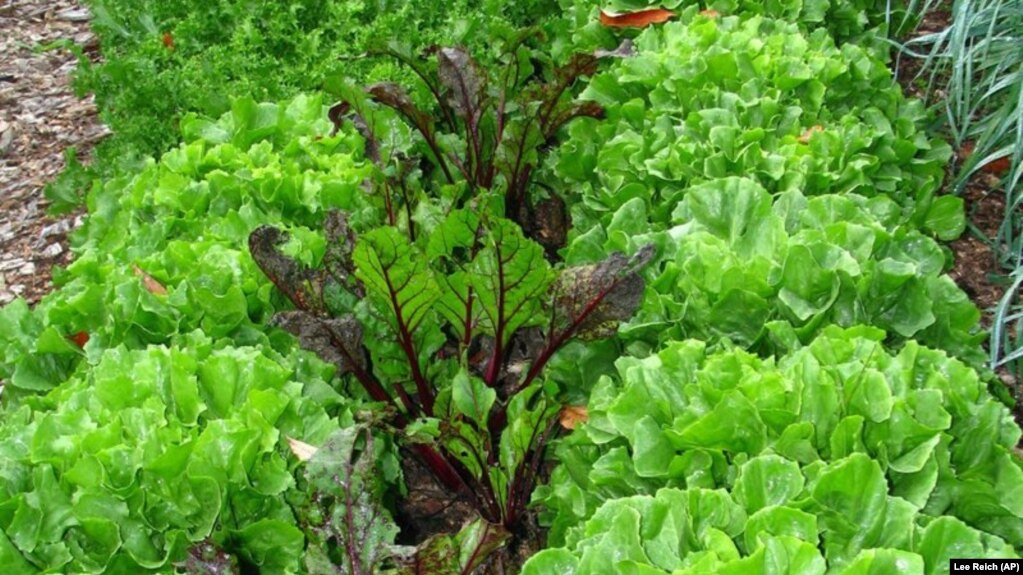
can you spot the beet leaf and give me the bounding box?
[353,227,441,415]
[304,426,400,575]
[329,41,632,256]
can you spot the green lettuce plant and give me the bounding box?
[550,13,952,236]
[565,176,984,365]
[556,0,915,50]
[0,94,376,399]
[533,325,1023,563]
[0,95,391,571]
[524,466,1016,574]
[0,335,348,573]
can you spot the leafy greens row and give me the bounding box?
[528,326,1022,572]
[0,1,1019,573]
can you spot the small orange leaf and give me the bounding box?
[162,32,174,50]
[132,264,168,295]
[600,8,676,28]
[699,9,721,17]
[68,331,89,348]
[798,125,824,144]
[287,437,318,462]
[559,405,589,430]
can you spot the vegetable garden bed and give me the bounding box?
[0,1,1020,574]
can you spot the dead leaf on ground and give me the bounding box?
[559,405,588,430]
[599,8,676,28]
[132,263,169,295]
[960,141,1012,175]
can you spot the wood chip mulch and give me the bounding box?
[0,0,107,306]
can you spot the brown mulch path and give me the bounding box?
[947,176,1011,318]
[0,0,106,306]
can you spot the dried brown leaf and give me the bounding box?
[798,124,824,144]
[960,141,1012,175]
[287,437,318,462]
[68,331,89,349]
[599,8,676,28]
[559,405,588,430]
[132,263,168,295]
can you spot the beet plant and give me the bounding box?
[327,36,632,257]
[248,41,652,571]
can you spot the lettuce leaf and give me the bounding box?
[537,327,1022,556]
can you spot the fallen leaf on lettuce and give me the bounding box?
[68,331,89,348]
[560,405,588,430]
[599,8,676,28]
[133,264,168,295]
[287,437,318,462]
[699,9,721,17]
[162,32,174,50]
[799,125,824,144]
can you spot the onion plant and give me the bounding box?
[898,0,1023,374]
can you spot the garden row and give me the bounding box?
[0,1,1019,574]
[524,6,1021,573]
